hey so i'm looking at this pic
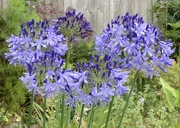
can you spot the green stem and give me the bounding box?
[55,96,61,126]
[117,71,139,128]
[65,38,71,69]
[27,90,35,128]
[88,104,95,128]
[43,96,47,128]
[61,94,65,128]
[105,96,114,128]
[79,104,85,128]
[65,106,71,127]
[60,37,71,128]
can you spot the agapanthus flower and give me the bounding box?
[53,9,93,42]
[19,50,85,98]
[66,54,129,107]
[95,12,174,78]
[5,19,67,68]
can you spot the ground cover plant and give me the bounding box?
[2,2,180,128]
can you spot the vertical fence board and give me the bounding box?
[0,0,162,34]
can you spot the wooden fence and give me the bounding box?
[0,0,159,34]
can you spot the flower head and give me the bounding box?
[95,13,174,78]
[5,19,67,68]
[53,9,93,42]
[66,54,129,107]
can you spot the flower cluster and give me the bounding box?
[65,54,129,107]
[5,19,67,68]
[19,50,86,98]
[95,12,174,78]
[5,19,69,97]
[53,9,93,42]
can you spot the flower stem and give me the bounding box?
[27,90,35,128]
[65,106,71,127]
[78,104,85,128]
[88,104,95,128]
[65,37,71,69]
[43,96,47,128]
[105,96,114,128]
[117,71,139,128]
[60,36,71,128]
[61,94,65,128]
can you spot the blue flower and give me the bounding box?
[65,54,129,107]
[5,19,67,68]
[46,70,55,79]
[95,13,174,78]
[5,19,69,97]
[42,80,56,98]
[53,9,93,42]
[20,73,39,96]
[99,83,115,100]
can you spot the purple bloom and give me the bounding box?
[99,84,115,99]
[66,54,129,107]
[5,19,68,68]
[53,9,93,42]
[31,38,47,50]
[46,70,55,79]
[42,80,56,98]
[95,13,174,78]
[20,73,39,96]
[5,19,70,97]
[115,84,129,96]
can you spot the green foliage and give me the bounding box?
[68,38,94,69]
[29,84,180,128]
[0,65,27,113]
[160,77,180,110]
[159,63,180,111]
[0,0,40,39]
[0,1,40,125]
[151,0,180,58]
[0,41,27,114]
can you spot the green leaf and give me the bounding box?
[167,21,180,30]
[160,78,180,109]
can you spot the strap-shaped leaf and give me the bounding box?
[160,77,180,108]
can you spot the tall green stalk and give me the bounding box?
[27,90,35,128]
[65,38,71,69]
[79,104,85,128]
[55,96,61,126]
[65,106,71,127]
[117,71,139,128]
[60,37,71,128]
[88,104,95,128]
[60,94,65,128]
[43,96,47,128]
[105,96,114,128]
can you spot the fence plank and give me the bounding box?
[0,0,160,34]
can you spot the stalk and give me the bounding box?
[65,106,71,127]
[61,37,71,128]
[55,96,61,126]
[60,94,65,128]
[65,37,71,69]
[78,104,85,128]
[88,104,95,128]
[105,96,114,128]
[43,96,47,128]
[27,90,35,128]
[117,71,139,128]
